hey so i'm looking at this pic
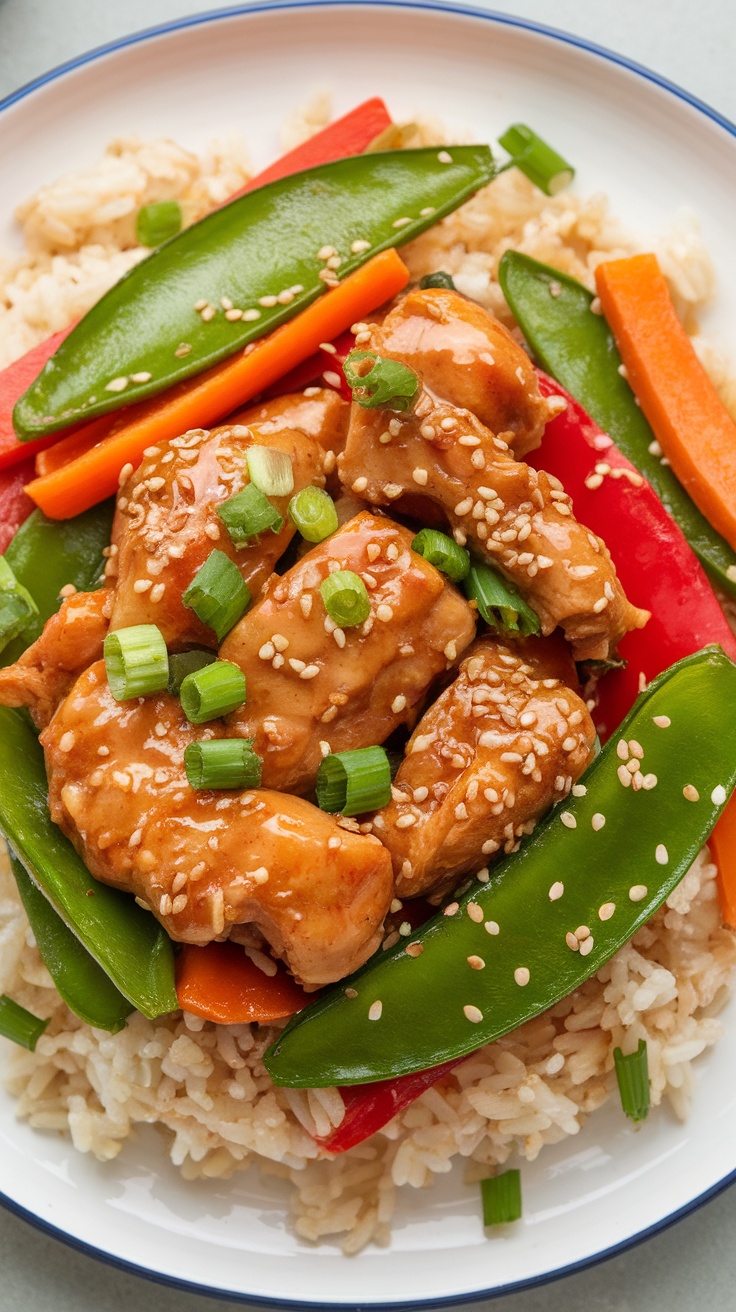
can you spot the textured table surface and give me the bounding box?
[1,1,735,1309]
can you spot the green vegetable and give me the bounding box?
[9,851,132,1033]
[344,350,419,412]
[182,549,250,642]
[411,528,470,582]
[135,200,183,248]
[0,994,48,1051]
[498,124,574,196]
[103,624,169,701]
[418,271,456,291]
[481,1170,522,1226]
[0,557,39,654]
[316,746,392,816]
[0,705,177,1019]
[288,487,339,543]
[614,1039,650,1123]
[218,484,284,545]
[246,446,294,498]
[498,250,736,598]
[15,148,496,438]
[320,569,371,628]
[464,559,541,636]
[1,501,113,666]
[184,738,262,790]
[167,648,216,697]
[180,659,246,724]
[264,646,736,1085]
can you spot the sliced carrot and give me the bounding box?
[33,413,119,476]
[595,253,736,553]
[25,248,410,519]
[176,941,310,1023]
[710,793,736,929]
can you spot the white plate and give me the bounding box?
[1,4,736,1306]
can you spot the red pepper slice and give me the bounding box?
[0,458,36,552]
[0,330,75,471]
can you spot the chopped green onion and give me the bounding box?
[613,1039,650,1123]
[412,528,470,582]
[167,649,216,697]
[0,557,39,655]
[481,1170,522,1226]
[218,483,285,546]
[182,549,250,642]
[419,271,456,291]
[184,738,262,790]
[288,487,339,543]
[180,659,246,724]
[344,350,419,413]
[135,200,182,247]
[103,624,169,701]
[0,994,49,1051]
[320,570,371,628]
[464,560,540,637]
[316,746,392,816]
[498,123,575,197]
[246,445,295,498]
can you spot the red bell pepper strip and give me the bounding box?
[2,98,392,477]
[0,459,36,552]
[317,1058,464,1154]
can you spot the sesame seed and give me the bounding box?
[617,764,632,788]
[591,813,606,831]
[368,1001,383,1021]
[444,902,459,917]
[205,523,220,540]
[150,583,165,603]
[462,1004,484,1024]
[201,305,216,321]
[566,932,579,951]
[250,867,269,884]
[598,902,616,921]
[642,774,658,790]
[352,476,368,493]
[572,784,587,797]
[392,694,407,713]
[272,653,285,670]
[653,715,671,728]
[392,216,412,228]
[351,239,371,254]
[444,640,457,661]
[130,371,152,384]
[225,308,243,321]
[712,784,727,805]
[467,902,483,923]
[471,451,485,469]
[655,843,669,864]
[514,966,530,987]
[438,150,453,164]
[412,467,428,486]
[300,664,320,680]
[106,376,129,393]
[485,920,500,935]
[259,642,275,660]
[628,740,644,759]
[396,813,417,829]
[579,936,594,957]
[288,658,306,673]
[159,894,172,916]
[376,604,394,622]
[629,884,648,902]
[405,942,424,957]
[59,731,76,752]
[549,881,564,901]
[683,784,700,801]
[562,737,578,753]
[574,925,590,941]
[259,295,278,307]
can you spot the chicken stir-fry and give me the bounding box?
[377,635,595,898]
[0,588,110,729]
[222,511,476,793]
[41,662,392,986]
[340,289,648,661]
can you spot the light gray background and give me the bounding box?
[1,1,735,1309]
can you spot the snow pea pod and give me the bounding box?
[498,250,736,599]
[15,148,496,439]
[265,646,736,1086]
[8,851,133,1033]
[0,706,177,1019]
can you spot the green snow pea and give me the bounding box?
[1,500,113,665]
[265,646,736,1086]
[498,250,736,598]
[15,148,496,439]
[0,706,178,1019]
[9,851,133,1033]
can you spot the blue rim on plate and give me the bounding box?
[0,4,734,1307]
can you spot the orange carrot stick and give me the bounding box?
[33,413,118,476]
[176,941,310,1024]
[595,253,736,553]
[26,248,409,520]
[710,794,736,929]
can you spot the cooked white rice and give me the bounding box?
[1,121,736,1253]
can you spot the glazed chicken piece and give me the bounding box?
[340,299,648,662]
[353,287,554,457]
[41,662,393,986]
[377,635,596,899]
[108,415,326,648]
[221,511,476,794]
[233,386,349,464]
[0,588,110,729]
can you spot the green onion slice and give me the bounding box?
[0,557,39,655]
[481,1169,522,1226]
[135,200,182,247]
[418,271,456,291]
[412,528,470,582]
[104,624,169,701]
[316,745,392,816]
[0,994,49,1052]
[184,738,262,790]
[320,570,371,628]
[498,123,575,197]
[343,350,419,413]
[464,560,540,637]
[218,483,285,546]
[182,549,250,642]
[167,649,216,697]
[288,487,339,543]
[180,659,246,724]
[613,1039,650,1123]
[246,445,295,498]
